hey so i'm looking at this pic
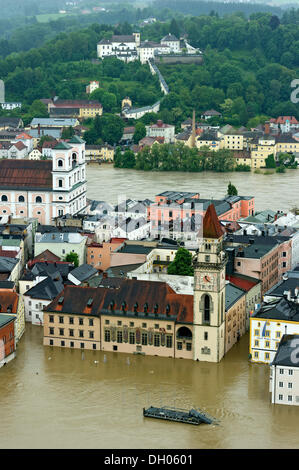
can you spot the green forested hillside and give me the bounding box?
[0,10,298,129]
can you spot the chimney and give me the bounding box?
[191,110,196,148]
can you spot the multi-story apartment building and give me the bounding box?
[250,294,299,365]
[0,136,87,225]
[270,334,299,406]
[145,120,175,143]
[48,99,103,119]
[0,314,16,368]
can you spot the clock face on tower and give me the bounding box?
[195,272,217,291]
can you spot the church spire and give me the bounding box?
[202,204,225,239]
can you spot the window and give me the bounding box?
[79,330,84,338]
[35,196,42,203]
[117,331,123,343]
[254,329,260,336]
[265,352,270,360]
[204,295,210,324]
[59,328,64,336]
[177,342,182,350]
[279,394,283,401]
[18,195,25,202]
[105,320,110,325]
[61,341,65,347]
[58,159,63,167]
[167,325,171,330]
[79,318,84,325]
[69,329,74,337]
[49,315,54,323]
[89,319,94,327]
[166,335,172,348]
[130,322,134,327]
[186,343,192,351]
[254,351,259,358]
[1,195,8,202]
[254,340,259,346]
[142,333,147,346]
[70,341,74,348]
[49,339,53,346]
[289,370,293,375]
[49,327,54,335]
[205,255,210,262]
[105,330,111,342]
[69,317,74,324]
[280,369,284,374]
[154,334,160,347]
[154,324,159,329]
[89,331,94,339]
[117,321,122,326]
[279,382,283,387]
[288,395,293,402]
[93,344,97,350]
[288,383,293,389]
[58,179,63,188]
[80,343,84,349]
[265,341,270,348]
[276,331,281,338]
[204,332,208,341]
[59,316,64,324]
[129,332,135,344]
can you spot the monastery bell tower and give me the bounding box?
[193,204,227,362]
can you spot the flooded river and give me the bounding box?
[1,325,299,449]
[86,164,299,212]
[1,167,299,449]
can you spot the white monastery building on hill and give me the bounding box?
[0,136,87,225]
[97,32,199,64]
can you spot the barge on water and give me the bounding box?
[143,406,217,425]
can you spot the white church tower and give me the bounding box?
[51,135,87,218]
[193,204,227,362]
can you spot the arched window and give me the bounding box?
[58,159,63,167]
[204,295,210,324]
[18,196,25,202]
[1,195,8,202]
[35,196,42,203]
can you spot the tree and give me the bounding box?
[64,252,79,267]
[167,247,194,276]
[169,18,180,39]
[61,126,74,139]
[227,182,238,196]
[265,153,276,168]
[133,122,146,144]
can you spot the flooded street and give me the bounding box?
[86,165,299,212]
[1,325,299,449]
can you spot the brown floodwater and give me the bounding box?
[1,324,299,449]
[86,164,299,212]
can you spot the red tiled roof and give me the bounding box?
[0,160,52,190]
[203,204,225,239]
[53,100,102,109]
[273,116,299,125]
[0,290,19,313]
[16,132,33,140]
[46,280,194,323]
[32,250,61,263]
[0,250,18,259]
[11,141,27,151]
[226,274,259,292]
